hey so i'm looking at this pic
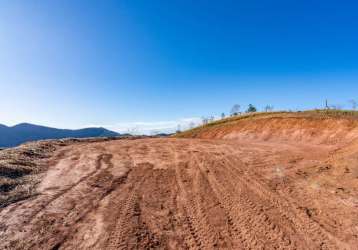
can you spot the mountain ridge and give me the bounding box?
[0,122,119,147]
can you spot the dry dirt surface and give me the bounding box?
[0,138,358,249]
[1,134,357,249]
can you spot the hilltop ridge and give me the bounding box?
[0,123,119,147]
[176,110,358,145]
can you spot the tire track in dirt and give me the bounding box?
[172,142,243,249]
[28,153,122,249]
[219,151,347,249]
[25,153,110,224]
[171,146,204,250]
[1,148,131,249]
[1,138,357,249]
[51,153,133,250]
[191,150,275,249]
[105,165,156,249]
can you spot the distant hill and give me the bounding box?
[0,123,120,147]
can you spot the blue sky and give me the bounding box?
[0,1,357,133]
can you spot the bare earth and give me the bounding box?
[1,136,357,249]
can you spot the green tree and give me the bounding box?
[246,104,257,113]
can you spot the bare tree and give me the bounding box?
[348,99,357,110]
[325,99,329,109]
[264,105,274,112]
[231,104,241,116]
[221,113,225,119]
[201,117,209,125]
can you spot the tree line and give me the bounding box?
[180,99,358,132]
[201,103,272,126]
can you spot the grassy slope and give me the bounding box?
[176,109,358,138]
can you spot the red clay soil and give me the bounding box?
[1,116,358,249]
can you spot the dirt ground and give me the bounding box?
[0,136,357,249]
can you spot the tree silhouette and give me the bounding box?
[348,99,357,110]
[231,104,241,116]
[246,104,257,113]
[264,105,274,112]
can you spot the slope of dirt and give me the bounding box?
[177,112,358,146]
[1,114,358,249]
[177,112,358,227]
[0,140,63,208]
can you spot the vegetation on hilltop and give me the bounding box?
[175,109,358,138]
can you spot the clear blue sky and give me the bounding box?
[1,1,357,133]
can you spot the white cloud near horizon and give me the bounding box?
[85,117,202,135]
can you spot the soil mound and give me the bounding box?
[178,112,358,146]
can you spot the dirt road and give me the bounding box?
[1,138,357,249]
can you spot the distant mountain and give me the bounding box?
[0,123,120,147]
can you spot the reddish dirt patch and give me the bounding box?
[1,135,357,249]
